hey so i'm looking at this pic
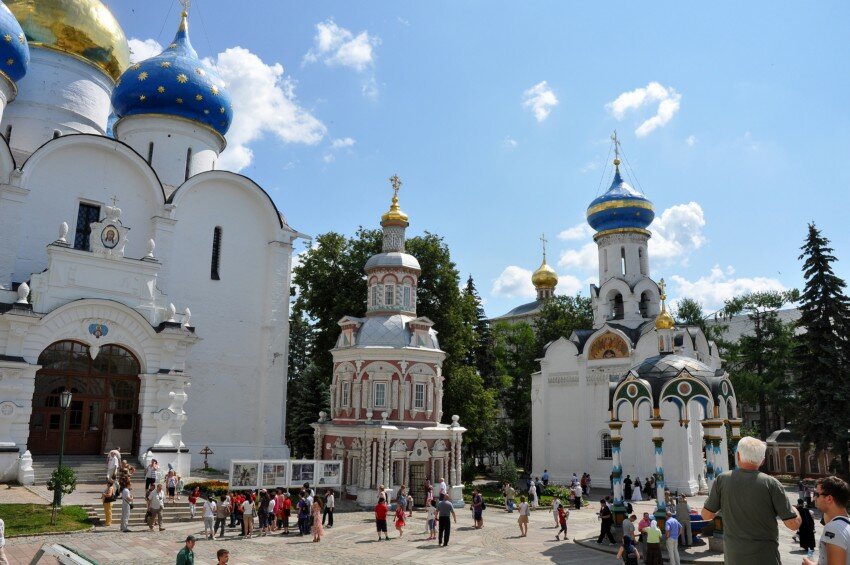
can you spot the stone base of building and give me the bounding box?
[0,448,20,482]
[142,448,191,478]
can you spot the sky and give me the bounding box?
[111,1,850,319]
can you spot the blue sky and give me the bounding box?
[113,1,850,318]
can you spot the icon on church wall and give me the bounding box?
[88,323,109,338]
[101,225,120,249]
[588,332,629,360]
[230,461,259,488]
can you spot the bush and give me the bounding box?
[46,465,76,497]
[495,460,518,487]
[461,460,477,482]
[184,480,229,497]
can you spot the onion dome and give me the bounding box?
[532,259,557,290]
[111,11,233,136]
[0,2,28,84]
[7,0,127,81]
[381,174,409,226]
[655,278,675,330]
[586,159,654,233]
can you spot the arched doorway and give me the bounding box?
[28,341,141,456]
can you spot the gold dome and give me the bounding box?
[381,174,409,225]
[655,277,675,329]
[7,0,129,82]
[532,260,558,290]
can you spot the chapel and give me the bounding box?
[0,0,297,480]
[312,178,466,508]
[531,141,742,504]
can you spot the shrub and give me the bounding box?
[184,480,229,497]
[495,460,519,487]
[46,465,76,497]
[461,460,477,482]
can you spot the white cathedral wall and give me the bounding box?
[617,401,655,487]
[164,178,289,468]
[11,138,159,284]
[1,49,112,157]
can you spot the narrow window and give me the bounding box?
[620,247,626,275]
[4,124,11,143]
[403,286,411,309]
[147,142,154,165]
[638,247,644,275]
[210,226,222,280]
[342,382,350,407]
[73,202,101,251]
[385,284,394,306]
[601,433,612,459]
[603,249,608,274]
[414,383,425,409]
[374,382,386,407]
[371,285,378,307]
[52,129,61,139]
[785,454,795,473]
[185,147,193,181]
[809,456,819,474]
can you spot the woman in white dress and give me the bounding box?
[631,477,643,502]
[528,481,538,508]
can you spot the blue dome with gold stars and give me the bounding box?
[111,11,232,136]
[0,1,28,84]
[586,162,654,233]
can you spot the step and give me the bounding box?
[85,503,209,526]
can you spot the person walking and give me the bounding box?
[551,494,561,527]
[623,475,633,500]
[803,475,850,564]
[119,480,133,533]
[472,488,484,529]
[101,479,115,527]
[795,497,816,557]
[701,436,800,564]
[644,520,663,565]
[322,489,334,528]
[144,459,159,492]
[202,494,216,540]
[148,484,165,532]
[517,495,530,537]
[504,483,516,513]
[311,498,324,542]
[166,470,178,504]
[215,494,229,538]
[426,499,437,540]
[596,499,615,545]
[555,504,569,540]
[241,492,255,538]
[676,494,692,547]
[394,497,406,538]
[106,449,120,483]
[616,535,641,565]
[175,535,195,565]
[437,493,457,547]
[664,510,682,565]
[375,497,389,541]
[188,487,200,520]
[622,513,636,546]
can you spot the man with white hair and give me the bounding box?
[701,436,800,564]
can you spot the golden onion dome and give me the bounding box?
[381,174,409,225]
[7,0,129,82]
[655,277,675,329]
[531,260,558,290]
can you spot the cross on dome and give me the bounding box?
[180,0,191,15]
[110,195,119,207]
[611,130,621,167]
[539,233,548,261]
[381,173,409,225]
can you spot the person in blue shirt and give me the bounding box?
[542,470,550,487]
[664,510,682,565]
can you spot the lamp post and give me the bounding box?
[52,389,72,508]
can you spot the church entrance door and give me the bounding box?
[28,341,141,456]
[410,462,427,506]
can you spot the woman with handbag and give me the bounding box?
[101,479,116,526]
[119,479,134,533]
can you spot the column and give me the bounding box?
[449,438,457,486]
[609,421,626,526]
[377,433,386,488]
[454,434,463,486]
[727,418,742,469]
[702,419,723,493]
[650,418,667,522]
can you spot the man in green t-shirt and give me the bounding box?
[701,436,800,564]
[176,535,196,565]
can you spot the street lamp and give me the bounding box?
[52,389,72,508]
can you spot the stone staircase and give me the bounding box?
[83,499,205,527]
[31,455,110,485]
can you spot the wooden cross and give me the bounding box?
[389,174,402,198]
[539,233,548,261]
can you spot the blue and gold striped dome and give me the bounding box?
[586,164,654,233]
[111,11,232,136]
[0,1,29,83]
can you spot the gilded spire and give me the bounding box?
[532,233,558,292]
[381,174,409,225]
[611,130,621,168]
[179,0,190,30]
[655,278,675,329]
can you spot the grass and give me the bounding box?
[0,503,90,536]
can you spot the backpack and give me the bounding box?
[623,547,639,565]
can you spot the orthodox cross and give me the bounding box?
[540,233,548,261]
[611,130,621,162]
[389,174,402,198]
[199,445,213,469]
[180,0,191,13]
[658,278,667,301]
[110,195,119,207]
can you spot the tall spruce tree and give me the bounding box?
[462,276,496,385]
[285,305,314,451]
[793,223,850,475]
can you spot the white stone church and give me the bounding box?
[531,149,741,502]
[0,1,297,480]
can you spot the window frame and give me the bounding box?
[373,382,387,408]
[413,382,425,409]
[403,286,411,309]
[341,381,350,408]
[384,284,394,306]
[600,432,613,460]
[74,201,101,251]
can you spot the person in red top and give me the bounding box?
[395,501,406,538]
[375,497,389,541]
[282,492,292,535]
[188,487,200,519]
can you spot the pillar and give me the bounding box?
[449,438,457,486]
[609,420,626,526]
[455,433,463,486]
[702,419,724,493]
[650,418,667,523]
[728,418,742,469]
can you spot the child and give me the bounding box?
[394,498,406,538]
[556,504,569,540]
[375,497,389,541]
[188,486,200,519]
[426,499,437,540]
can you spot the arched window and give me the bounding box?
[809,455,819,474]
[785,454,796,473]
[767,454,775,472]
[639,291,652,317]
[185,147,193,181]
[611,293,624,319]
[600,433,612,460]
[210,226,222,280]
[638,247,645,275]
[620,247,627,275]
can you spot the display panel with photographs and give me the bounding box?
[318,461,342,486]
[290,461,316,484]
[230,461,259,489]
[261,462,289,488]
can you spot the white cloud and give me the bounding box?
[558,222,594,241]
[649,202,707,262]
[128,38,162,63]
[557,274,586,296]
[322,153,335,164]
[580,161,600,173]
[304,20,380,71]
[502,136,518,149]
[522,81,559,122]
[331,137,356,149]
[492,266,536,299]
[209,47,327,171]
[557,242,598,272]
[670,266,786,311]
[606,82,681,137]
[686,135,697,147]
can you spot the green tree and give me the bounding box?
[462,276,496,385]
[534,294,593,348]
[444,365,497,458]
[287,362,329,458]
[674,297,730,346]
[285,306,313,451]
[793,223,850,476]
[723,290,799,439]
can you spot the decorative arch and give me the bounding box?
[785,453,796,473]
[659,372,713,423]
[543,336,579,360]
[588,330,631,360]
[391,439,408,452]
[612,375,653,424]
